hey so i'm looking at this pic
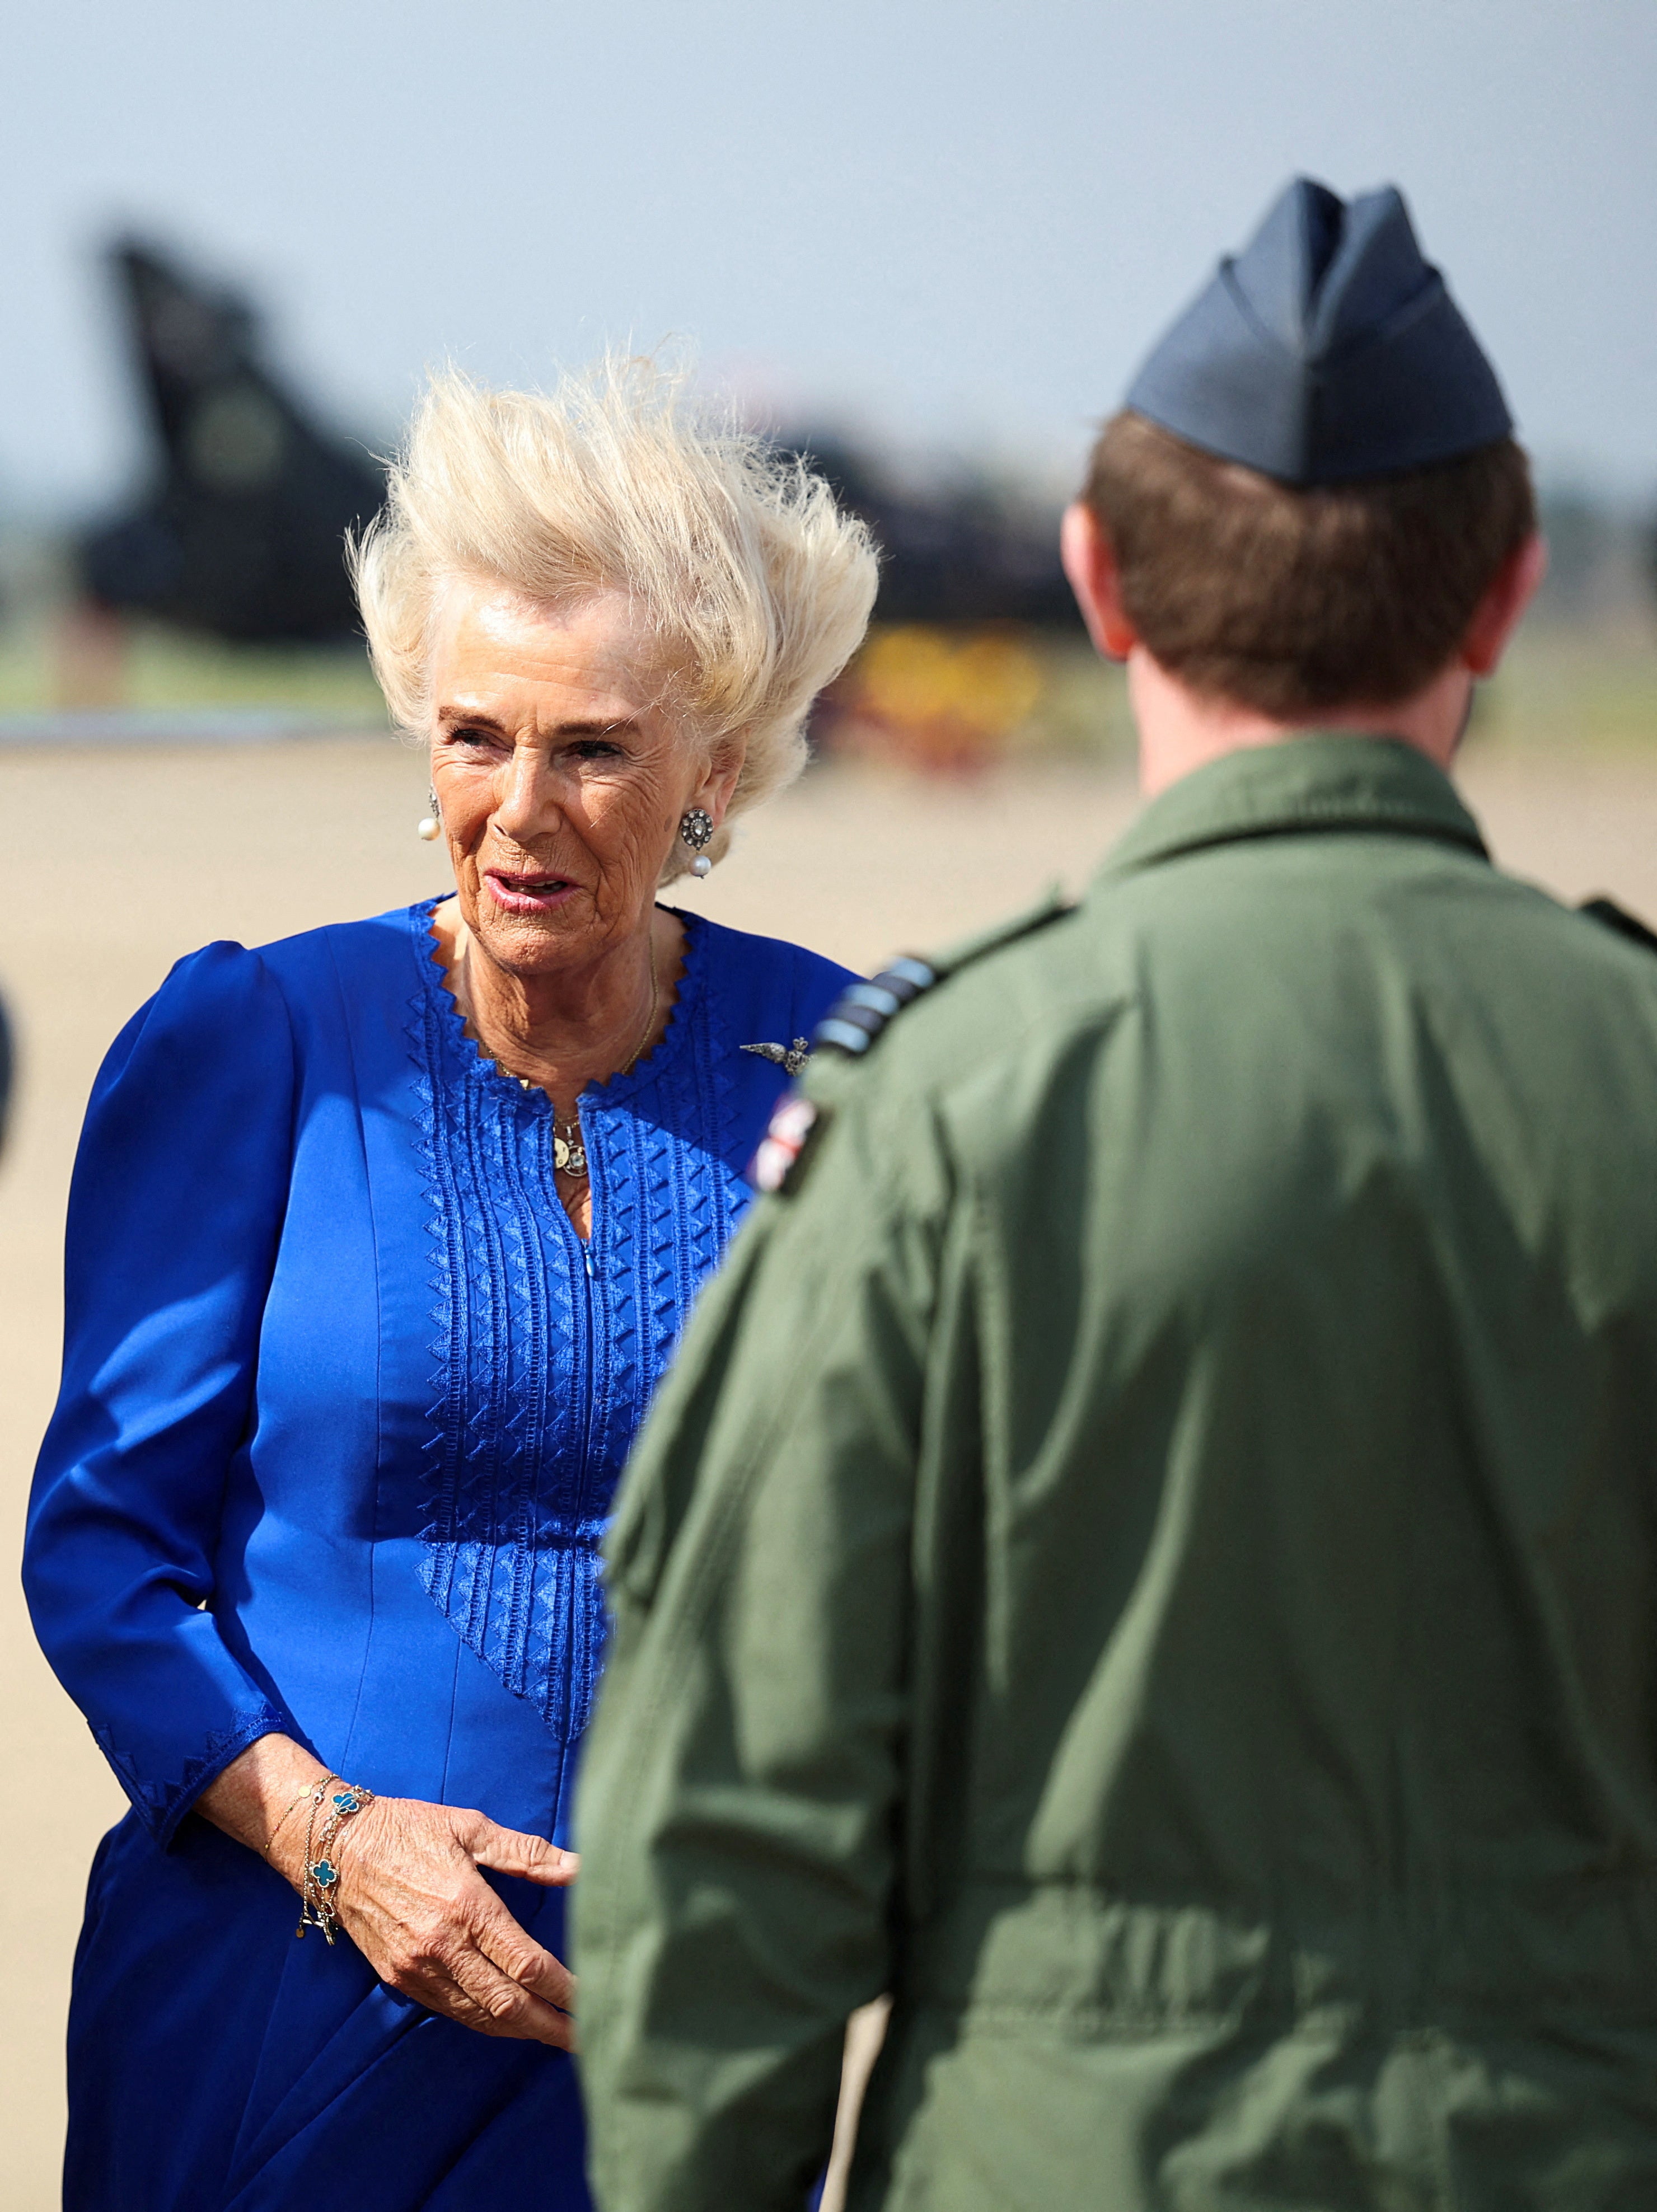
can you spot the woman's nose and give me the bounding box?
[492,748,560,843]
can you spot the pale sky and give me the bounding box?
[6,0,1656,512]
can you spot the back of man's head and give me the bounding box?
[1079,179,1536,720]
[1083,419,1534,718]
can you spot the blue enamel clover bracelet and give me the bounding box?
[296,1779,376,1945]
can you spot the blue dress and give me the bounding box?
[25,897,853,2211]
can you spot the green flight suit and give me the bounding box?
[574,734,1657,2212]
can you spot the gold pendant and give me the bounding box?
[554,1132,588,1177]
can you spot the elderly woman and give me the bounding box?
[25,365,876,2211]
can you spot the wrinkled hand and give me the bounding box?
[199,1735,578,2047]
[302,1794,578,2047]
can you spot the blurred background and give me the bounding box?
[3,1,1657,2198]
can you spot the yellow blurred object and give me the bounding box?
[950,634,1047,734]
[854,627,961,725]
[827,622,1048,772]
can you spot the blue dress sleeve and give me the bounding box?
[24,941,301,1845]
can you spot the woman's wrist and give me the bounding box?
[196,1733,334,1885]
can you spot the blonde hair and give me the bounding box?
[351,361,878,878]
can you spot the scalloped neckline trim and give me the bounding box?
[413,894,710,1110]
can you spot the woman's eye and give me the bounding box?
[570,739,623,762]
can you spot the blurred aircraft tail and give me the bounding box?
[77,240,385,643]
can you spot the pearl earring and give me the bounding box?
[417,789,441,842]
[680,807,714,879]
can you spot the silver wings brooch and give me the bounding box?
[741,1037,813,1076]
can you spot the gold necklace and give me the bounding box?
[452,926,661,1183]
[551,932,658,1180]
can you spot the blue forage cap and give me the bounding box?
[1125,177,1514,484]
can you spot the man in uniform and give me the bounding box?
[572,180,1657,2209]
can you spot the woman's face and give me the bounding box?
[427,577,737,978]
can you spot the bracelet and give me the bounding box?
[264,1774,340,1862]
[296,1780,376,1945]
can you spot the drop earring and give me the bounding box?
[417,789,441,842]
[679,807,714,879]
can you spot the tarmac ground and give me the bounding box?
[6,730,1657,2205]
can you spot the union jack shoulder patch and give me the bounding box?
[751,1093,827,1196]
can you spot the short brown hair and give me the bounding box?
[1082,411,1536,716]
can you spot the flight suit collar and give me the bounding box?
[1096,732,1489,883]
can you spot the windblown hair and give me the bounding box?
[352,362,878,878]
[1082,411,1536,718]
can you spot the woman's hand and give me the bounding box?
[199,1735,578,2048]
[302,1793,577,2046]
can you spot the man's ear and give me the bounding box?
[1060,502,1138,661]
[1462,532,1547,679]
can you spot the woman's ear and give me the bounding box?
[693,738,746,824]
[1061,503,1138,662]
